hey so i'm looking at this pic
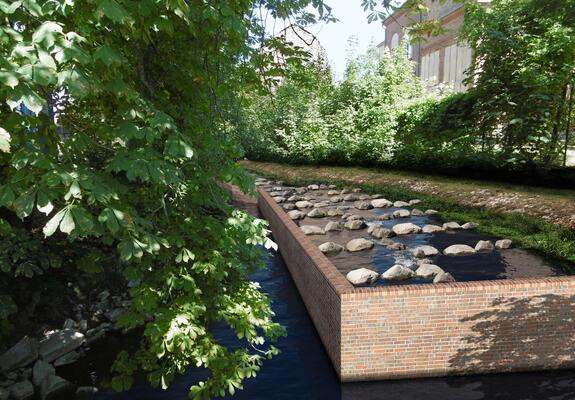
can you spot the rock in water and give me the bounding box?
[346,268,379,286]
[415,264,444,279]
[307,208,326,218]
[327,208,344,217]
[325,221,343,232]
[392,223,421,235]
[354,201,373,210]
[318,242,344,255]
[422,224,444,233]
[370,226,395,239]
[425,209,439,215]
[300,225,325,236]
[409,199,421,205]
[434,272,456,283]
[462,222,478,230]
[393,201,410,207]
[0,336,38,373]
[343,194,360,202]
[411,245,440,258]
[410,209,425,216]
[381,265,414,281]
[495,239,513,249]
[307,184,319,190]
[282,203,296,211]
[392,209,410,218]
[346,239,374,252]
[443,245,477,256]
[344,220,367,231]
[295,200,313,209]
[443,222,462,230]
[475,240,495,252]
[287,210,306,220]
[371,199,393,208]
[38,329,85,363]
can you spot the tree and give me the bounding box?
[0,0,331,398]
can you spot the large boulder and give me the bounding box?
[371,199,393,208]
[392,209,410,218]
[346,268,379,286]
[411,245,440,258]
[381,265,414,281]
[32,360,55,387]
[53,351,80,367]
[325,221,343,232]
[422,224,444,234]
[434,271,456,283]
[318,242,344,255]
[307,208,326,218]
[344,220,367,230]
[443,222,462,230]
[300,225,325,236]
[392,223,421,235]
[287,210,306,220]
[444,244,477,257]
[0,336,39,373]
[495,239,513,249]
[354,201,373,210]
[39,375,72,400]
[39,329,84,363]
[415,264,444,279]
[346,239,374,252]
[7,381,34,400]
[475,240,495,252]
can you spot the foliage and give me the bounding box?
[0,0,332,398]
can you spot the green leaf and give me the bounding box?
[59,208,75,234]
[14,190,36,219]
[0,1,22,14]
[43,208,66,237]
[98,0,130,23]
[0,71,19,89]
[93,45,122,66]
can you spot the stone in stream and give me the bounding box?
[282,203,296,211]
[409,199,421,205]
[320,184,329,190]
[425,209,439,215]
[32,360,55,387]
[417,258,433,266]
[340,189,350,195]
[346,214,364,221]
[307,184,320,190]
[346,268,379,286]
[295,200,313,209]
[354,201,373,210]
[39,329,85,363]
[269,191,281,197]
[358,194,372,200]
[495,239,513,249]
[295,187,307,194]
[344,220,367,231]
[393,209,411,218]
[415,264,445,279]
[272,186,283,192]
[411,245,440,258]
[371,199,393,208]
[443,222,462,230]
[369,226,395,239]
[352,188,362,193]
[393,201,410,208]
[376,213,392,221]
[422,224,444,234]
[313,201,330,208]
[325,221,344,232]
[346,238,374,252]
[330,196,343,203]
[0,336,39,373]
[371,194,383,199]
[7,381,33,400]
[444,244,477,256]
[328,184,337,189]
[462,222,478,230]
[410,209,425,216]
[327,208,344,217]
[307,208,327,218]
[327,190,339,196]
[381,240,406,251]
[288,210,306,220]
[434,271,456,283]
[288,195,305,202]
[300,225,325,236]
[475,240,495,252]
[381,265,414,281]
[392,223,422,235]
[319,242,344,255]
[53,351,80,367]
[343,194,360,202]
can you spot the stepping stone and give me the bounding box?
[434,271,456,283]
[410,209,425,216]
[346,268,379,286]
[307,208,327,218]
[371,194,383,199]
[425,209,439,215]
[295,187,307,194]
[288,195,306,202]
[346,238,374,252]
[319,184,329,190]
[295,201,313,209]
[409,199,421,205]
[325,221,344,232]
[392,223,421,235]
[313,201,330,208]
[371,199,393,208]
[444,244,477,256]
[422,224,444,233]
[495,239,513,249]
[327,190,339,196]
[358,194,372,200]
[340,189,350,195]
[288,210,306,220]
[376,213,392,220]
[411,245,440,258]
[300,225,325,236]
[462,222,478,230]
[382,240,406,251]
[307,184,319,190]
[393,209,410,218]
[475,240,494,252]
[393,201,410,207]
[282,203,297,211]
[319,242,344,254]
[330,196,343,203]
[443,222,462,230]
[354,201,373,210]
[368,226,395,239]
[381,265,414,281]
[344,220,367,230]
[328,184,337,189]
[415,264,444,279]
[343,194,360,201]
[327,208,344,217]
[352,188,362,193]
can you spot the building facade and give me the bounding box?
[377,0,490,92]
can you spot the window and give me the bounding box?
[390,33,399,50]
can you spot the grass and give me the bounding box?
[245,162,575,271]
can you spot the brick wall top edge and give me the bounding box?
[257,188,354,294]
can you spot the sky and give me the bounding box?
[305,1,387,80]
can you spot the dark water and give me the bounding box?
[59,250,575,400]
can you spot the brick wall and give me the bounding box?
[257,189,575,382]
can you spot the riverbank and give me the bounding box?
[242,161,575,267]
